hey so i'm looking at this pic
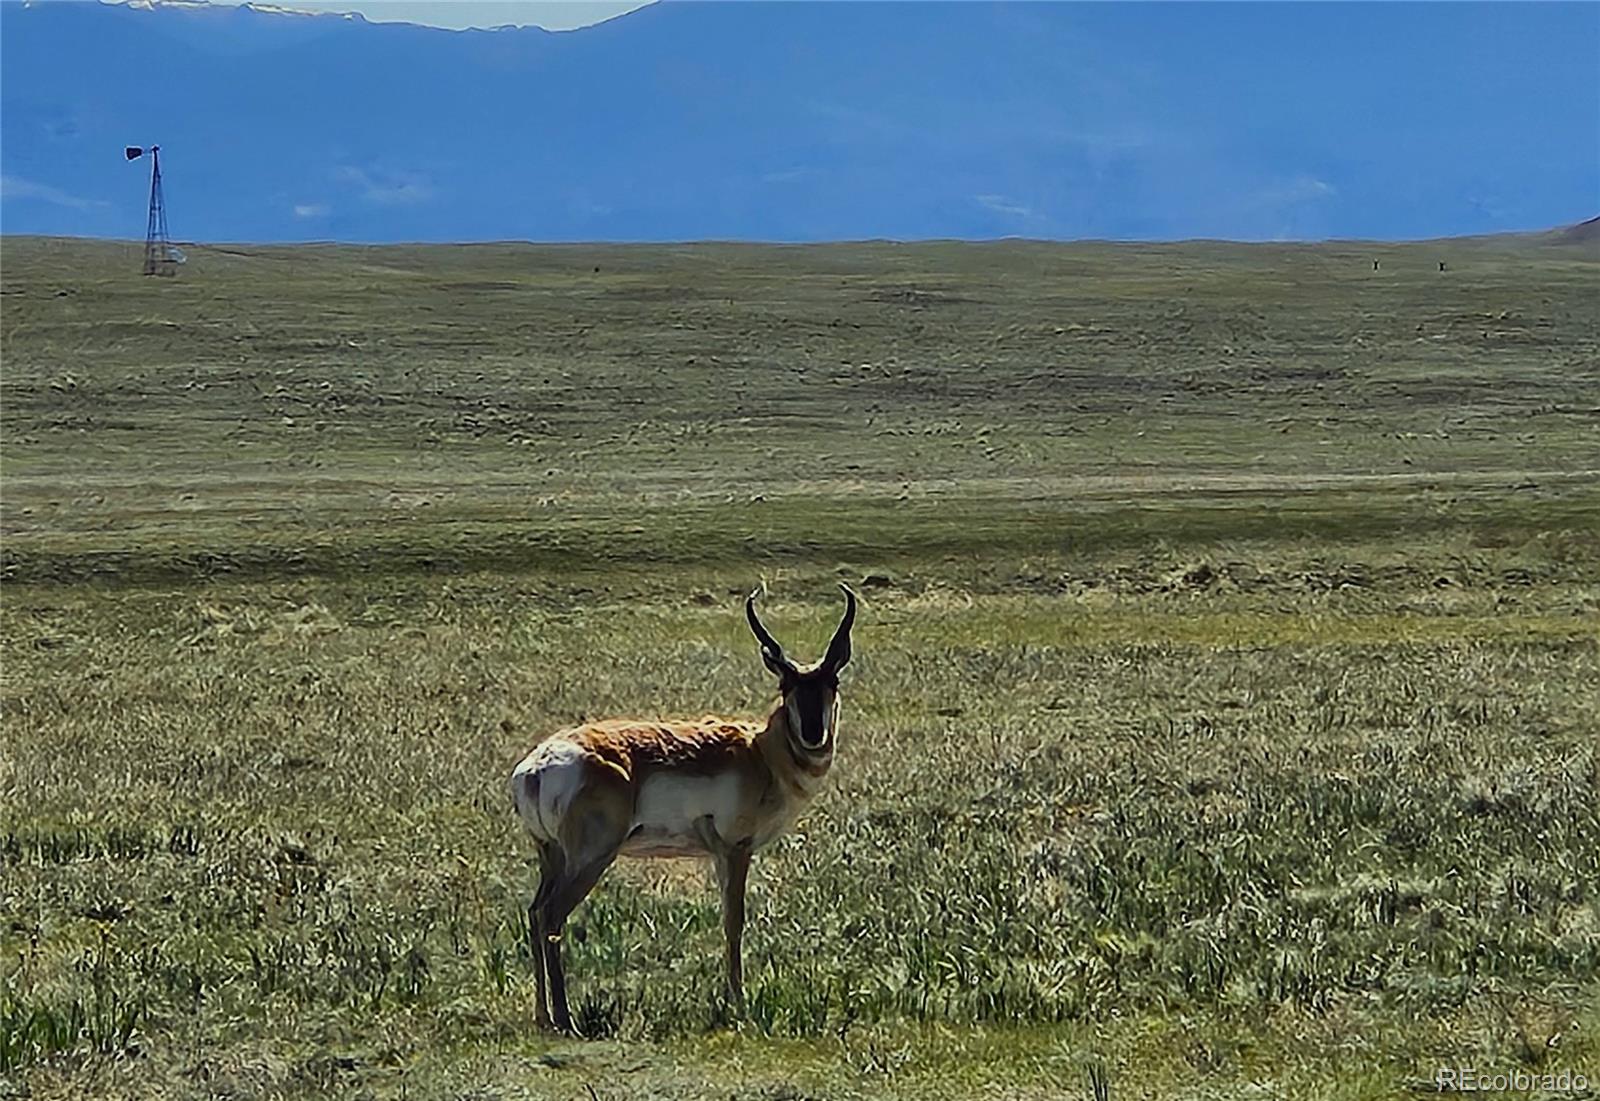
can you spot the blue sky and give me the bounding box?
[2,1,1597,242]
[149,0,655,31]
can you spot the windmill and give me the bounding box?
[125,144,184,276]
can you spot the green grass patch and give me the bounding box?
[2,236,1598,1098]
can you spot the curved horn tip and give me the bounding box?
[837,584,858,617]
[746,586,785,649]
[823,583,856,671]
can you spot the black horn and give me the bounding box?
[823,584,856,672]
[746,588,797,677]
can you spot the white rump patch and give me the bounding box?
[511,739,587,843]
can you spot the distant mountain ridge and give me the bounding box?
[1551,216,1600,246]
[2,0,1597,243]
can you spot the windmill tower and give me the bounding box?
[125,144,181,276]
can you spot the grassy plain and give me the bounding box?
[2,233,1598,1098]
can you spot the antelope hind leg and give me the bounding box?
[541,786,633,1035]
[541,850,622,1035]
[528,845,562,1031]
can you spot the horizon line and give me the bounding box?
[5,222,1594,250]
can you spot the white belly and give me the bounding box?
[623,772,746,856]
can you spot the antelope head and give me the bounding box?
[746,584,856,754]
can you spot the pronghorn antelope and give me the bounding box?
[509,585,856,1033]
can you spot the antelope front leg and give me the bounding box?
[716,841,753,1007]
